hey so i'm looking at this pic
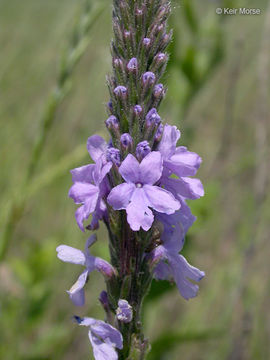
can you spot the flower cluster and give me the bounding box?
[57,1,205,359]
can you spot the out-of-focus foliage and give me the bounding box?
[0,0,270,359]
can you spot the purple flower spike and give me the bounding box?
[114,86,128,98]
[105,115,119,130]
[106,147,121,167]
[107,151,180,231]
[153,84,165,98]
[75,316,123,360]
[127,58,138,72]
[56,235,115,306]
[142,72,156,85]
[117,299,133,323]
[136,141,151,160]
[146,108,161,128]
[120,133,133,149]
[113,58,123,67]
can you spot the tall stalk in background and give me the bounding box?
[57,1,205,359]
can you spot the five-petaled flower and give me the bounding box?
[107,151,180,231]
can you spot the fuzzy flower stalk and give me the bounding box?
[57,1,205,359]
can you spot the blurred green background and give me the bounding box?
[1,0,270,359]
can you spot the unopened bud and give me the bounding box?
[120,133,133,150]
[136,141,151,160]
[114,85,128,99]
[142,72,156,86]
[154,124,164,142]
[116,299,133,323]
[106,147,121,167]
[107,100,113,113]
[154,52,168,64]
[153,84,165,98]
[146,108,161,128]
[105,115,119,130]
[95,258,116,279]
[133,104,143,116]
[124,30,131,40]
[127,57,138,73]
[136,8,143,16]
[99,290,109,308]
[143,37,151,48]
[114,58,123,68]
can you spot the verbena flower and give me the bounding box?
[69,135,111,231]
[74,316,123,360]
[56,235,115,306]
[151,202,204,299]
[107,151,180,231]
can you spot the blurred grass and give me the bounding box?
[0,0,270,359]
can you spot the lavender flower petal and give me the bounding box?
[139,151,163,185]
[89,332,118,360]
[143,185,180,214]
[69,182,98,204]
[70,164,95,183]
[67,269,88,306]
[126,188,154,231]
[158,124,180,159]
[119,154,140,183]
[87,135,108,162]
[107,183,135,210]
[76,316,123,360]
[56,245,86,265]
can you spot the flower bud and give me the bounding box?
[116,299,133,323]
[127,57,138,73]
[99,290,109,308]
[113,58,123,68]
[154,52,168,65]
[107,100,113,113]
[95,258,116,279]
[105,115,119,130]
[143,37,151,48]
[136,8,143,16]
[120,133,133,150]
[106,147,121,167]
[146,108,161,128]
[160,31,172,51]
[124,30,131,40]
[153,84,165,98]
[133,104,143,116]
[114,85,128,99]
[142,72,156,86]
[154,124,164,142]
[136,141,151,160]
